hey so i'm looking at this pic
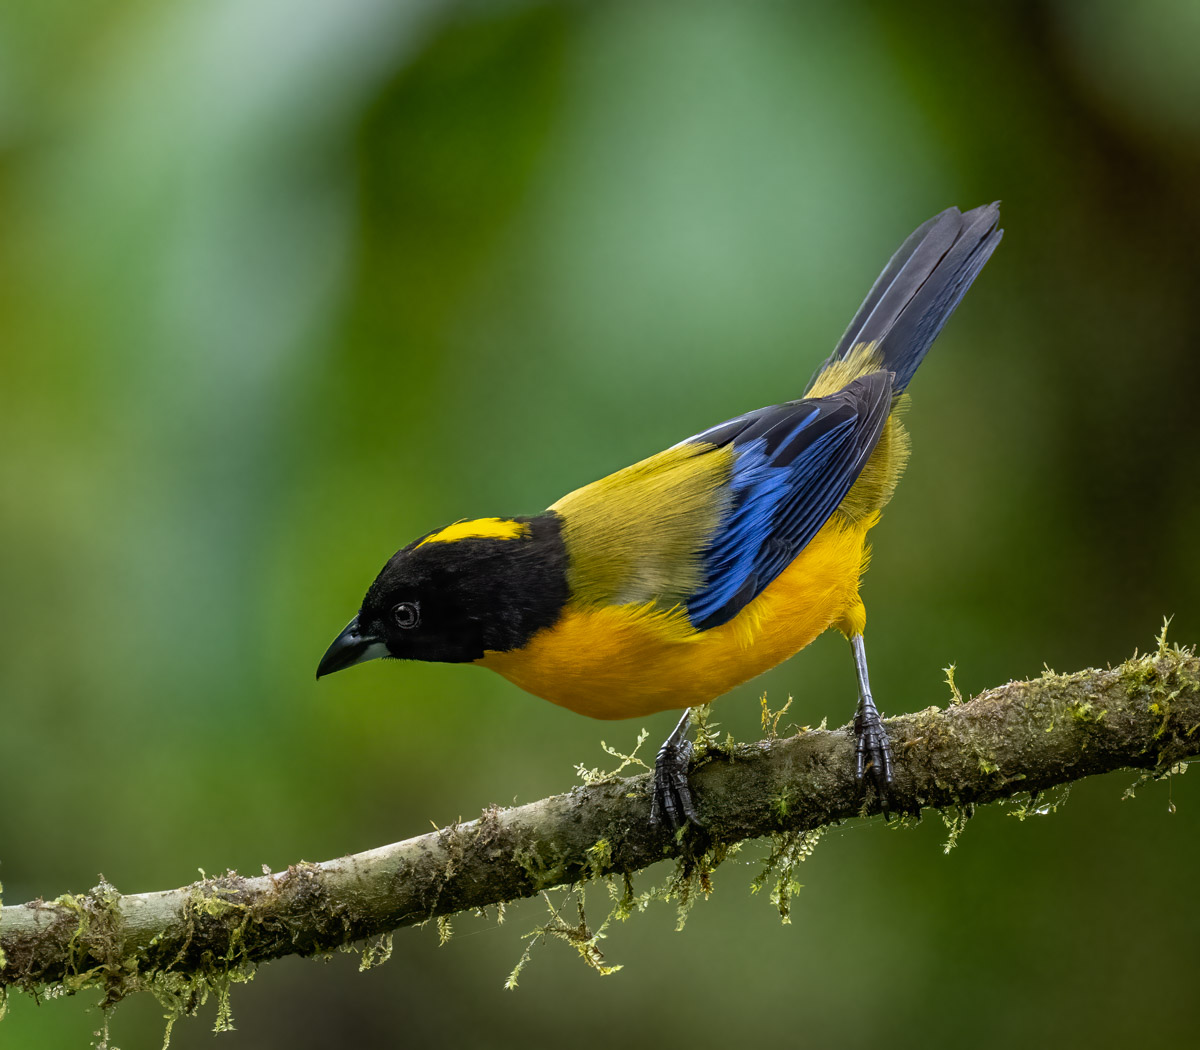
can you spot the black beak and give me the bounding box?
[316,616,386,679]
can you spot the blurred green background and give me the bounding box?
[3,1,1200,1046]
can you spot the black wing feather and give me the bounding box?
[805,204,1002,394]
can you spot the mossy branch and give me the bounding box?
[3,641,1199,1008]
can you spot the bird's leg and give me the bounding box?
[851,634,893,791]
[650,708,702,829]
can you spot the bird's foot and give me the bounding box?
[650,736,702,831]
[854,705,893,795]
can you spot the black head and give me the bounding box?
[316,514,568,677]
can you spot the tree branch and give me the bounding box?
[3,641,1198,1007]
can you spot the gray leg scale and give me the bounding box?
[650,708,701,829]
[851,634,893,787]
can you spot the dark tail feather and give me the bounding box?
[806,203,1003,395]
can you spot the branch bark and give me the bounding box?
[3,642,1198,1005]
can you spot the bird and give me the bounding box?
[318,203,1003,829]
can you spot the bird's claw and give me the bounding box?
[854,708,893,793]
[650,737,702,830]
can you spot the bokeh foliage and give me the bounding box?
[2,1,1199,1046]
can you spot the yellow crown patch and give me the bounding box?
[417,517,531,548]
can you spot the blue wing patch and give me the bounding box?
[685,372,892,631]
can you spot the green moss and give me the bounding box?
[47,879,131,1002]
[667,842,736,931]
[144,876,261,1044]
[513,845,570,892]
[691,703,723,758]
[585,839,613,880]
[944,663,965,705]
[575,729,651,785]
[148,961,256,1046]
[1156,616,1173,659]
[940,806,973,852]
[336,931,395,973]
[760,694,795,738]
[771,784,795,818]
[603,873,639,923]
[749,830,823,924]
[588,837,742,943]
[0,875,263,1047]
[1068,699,1107,724]
[1115,627,1198,750]
[505,887,622,990]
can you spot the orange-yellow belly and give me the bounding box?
[476,515,872,719]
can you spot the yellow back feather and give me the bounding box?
[549,442,733,607]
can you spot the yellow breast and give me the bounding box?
[476,513,874,719]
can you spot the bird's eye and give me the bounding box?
[392,602,420,629]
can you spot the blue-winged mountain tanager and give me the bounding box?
[318,204,1003,827]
